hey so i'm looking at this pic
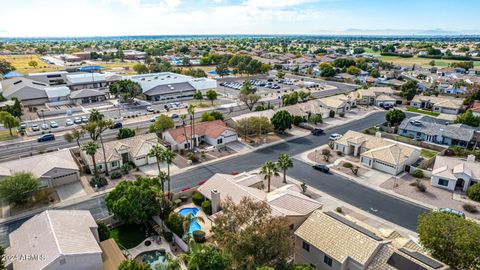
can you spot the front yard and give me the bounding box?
[406,107,440,117]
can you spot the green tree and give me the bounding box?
[239,81,261,111]
[277,70,285,79]
[346,65,361,75]
[148,144,167,191]
[298,91,311,102]
[0,245,5,270]
[271,110,293,133]
[28,60,38,68]
[260,161,279,193]
[205,89,218,105]
[133,63,149,74]
[417,211,480,269]
[385,109,406,126]
[82,141,100,176]
[4,98,22,118]
[105,177,161,224]
[277,153,293,184]
[84,116,112,177]
[0,59,15,76]
[166,253,182,270]
[466,183,480,201]
[186,243,231,270]
[212,197,292,269]
[109,80,142,103]
[400,80,417,101]
[116,128,135,139]
[193,90,203,102]
[97,222,110,241]
[0,111,19,136]
[235,116,273,141]
[216,63,229,77]
[187,104,196,150]
[182,213,205,237]
[64,127,85,148]
[308,114,323,124]
[454,110,480,127]
[118,259,149,270]
[149,114,174,138]
[201,111,223,122]
[0,172,39,205]
[161,149,176,199]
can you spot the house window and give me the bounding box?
[97,164,103,169]
[302,241,310,252]
[111,161,118,168]
[438,179,449,186]
[217,138,223,144]
[323,255,333,266]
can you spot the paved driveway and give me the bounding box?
[55,182,87,202]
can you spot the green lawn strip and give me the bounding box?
[0,130,18,141]
[406,107,440,117]
[421,148,438,159]
[110,223,151,249]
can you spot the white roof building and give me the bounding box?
[45,86,71,100]
[66,73,106,85]
[128,72,216,94]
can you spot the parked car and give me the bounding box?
[146,106,154,112]
[74,117,82,124]
[329,133,343,141]
[65,119,74,126]
[41,123,49,130]
[81,116,89,123]
[110,122,123,129]
[150,116,158,122]
[37,133,55,142]
[312,164,330,173]
[311,128,324,135]
[50,121,58,128]
[31,124,40,132]
[170,114,179,119]
[434,208,465,218]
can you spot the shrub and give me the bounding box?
[201,200,212,215]
[467,183,480,202]
[192,191,204,206]
[121,163,132,175]
[179,148,185,155]
[165,212,184,237]
[329,110,335,118]
[292,115,305,126]
[110,171,122,179]
[97,222,110,241]
[192,230,206,243]
[339,112,345,117]
[116,128,135,139]
[463,203,478,213]
[416,179,427,192]
[336,150,343,156]
[188,152,199,163]
[412,169,424,178]
[163,231,173,242]
[89,176,107,188]
[336,207,342,213]
[321,149,331,156]
[343,162,353,169]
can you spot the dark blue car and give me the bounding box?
[37,134,55,142]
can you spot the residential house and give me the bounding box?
[80,133,160,173]
[0,77,49,106]
[410,95,463,115]
[334,131,420,175]
[69,88,108,105]
[276,100,330,120]
[5,210,103,270]
[294,210,447,270]
[431,155,480,192]
[163,120,238,150]
[0,149,80,188]
[66,73,108,90]
[399,115,476,147]
[350,87,396,106]
[317,95,355,115]
[470,101,480,117]
[197,172,322,231]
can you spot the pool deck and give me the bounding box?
[175,202,213,237]
[128,236,173,259]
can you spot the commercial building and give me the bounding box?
[66,73,108,90]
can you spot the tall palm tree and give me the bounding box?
[161,148,176,199]
[260,161,279,193]
[277,153,293,184]
[88,108,104,122]
[182,213,205,236]
[187,104,195,151]
[84,118,112,176]
[180,114,190,150]
[64,127,85,148]
[82,141,100,177]
[148,144,166,190]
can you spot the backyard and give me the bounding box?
[110,223,154,249]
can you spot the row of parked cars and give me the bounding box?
[249,79,281,89]
[25,116,90,132]
[220,81,243,90]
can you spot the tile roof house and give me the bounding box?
[334,130,420,175]
[0,149,79,188]
[163,120,238,150]
[317,95,356,115]
[431,155,480,192]
[0,77,49,105]
[399,115,476,147]
[410,95,463,115]
[197,172,322,231]
[294,211,447,270]
[276,100,330,120]
[5,210,103,270]
[80,133,160,173]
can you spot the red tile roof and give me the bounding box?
[166,120,234,144]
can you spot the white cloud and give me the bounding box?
[242,0,318,8]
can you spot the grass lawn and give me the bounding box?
[110,223,151,249]
[421,149,438,159]
[378,55,480,68]
[0,54,61,74]
[406,107,440,117]
[0,130,18,141]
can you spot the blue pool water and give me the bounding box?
[178,207,201,235]
[136,249,166,270]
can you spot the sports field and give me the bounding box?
[0,54,61,74]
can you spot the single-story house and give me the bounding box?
[70,88,108,105]
[6,210,103,270]
[431,155,480,192]
[198,172,322,231]
[163,120,238,150]
[0,77,48,106]
[66,73,108,90]
[276,100,330,120]
[45,86,71,103]
[410,95,463,115]
[317,95,355,115]
[80,133,160,173]
[294,210,446,270]
[399,115,476,147]
[0,149,80,188]
[348,87,396,106]
[334,130,420,175]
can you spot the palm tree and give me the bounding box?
[148,145,169,191]
[165,253,182,270]
[260,161,279,193]
[82,141,100,177]
[84,118,112,176]
[161,148,176,199]
[182,213,205,236]
[277,153,293,184]
[180,114,190,150]
[88,108,104,122]
[64,127,85,148]
[187,104,195,151]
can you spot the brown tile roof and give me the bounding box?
[165,120,234,144]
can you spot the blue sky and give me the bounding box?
[1,0,479,37]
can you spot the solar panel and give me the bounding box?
[387,251,428,270]
[399,248,444,269]
[325,211,383,241]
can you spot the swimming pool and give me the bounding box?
[178,207,201,235]
[136,249,166,270]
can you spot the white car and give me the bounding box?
[74,117,82,124]
[146,106,154,112]
[50,121,59,128]
[31,124,40,132]
[41,123,49,130]
[329,133,343,141]
[65,119,74,126]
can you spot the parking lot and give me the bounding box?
[217,77,302,98]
